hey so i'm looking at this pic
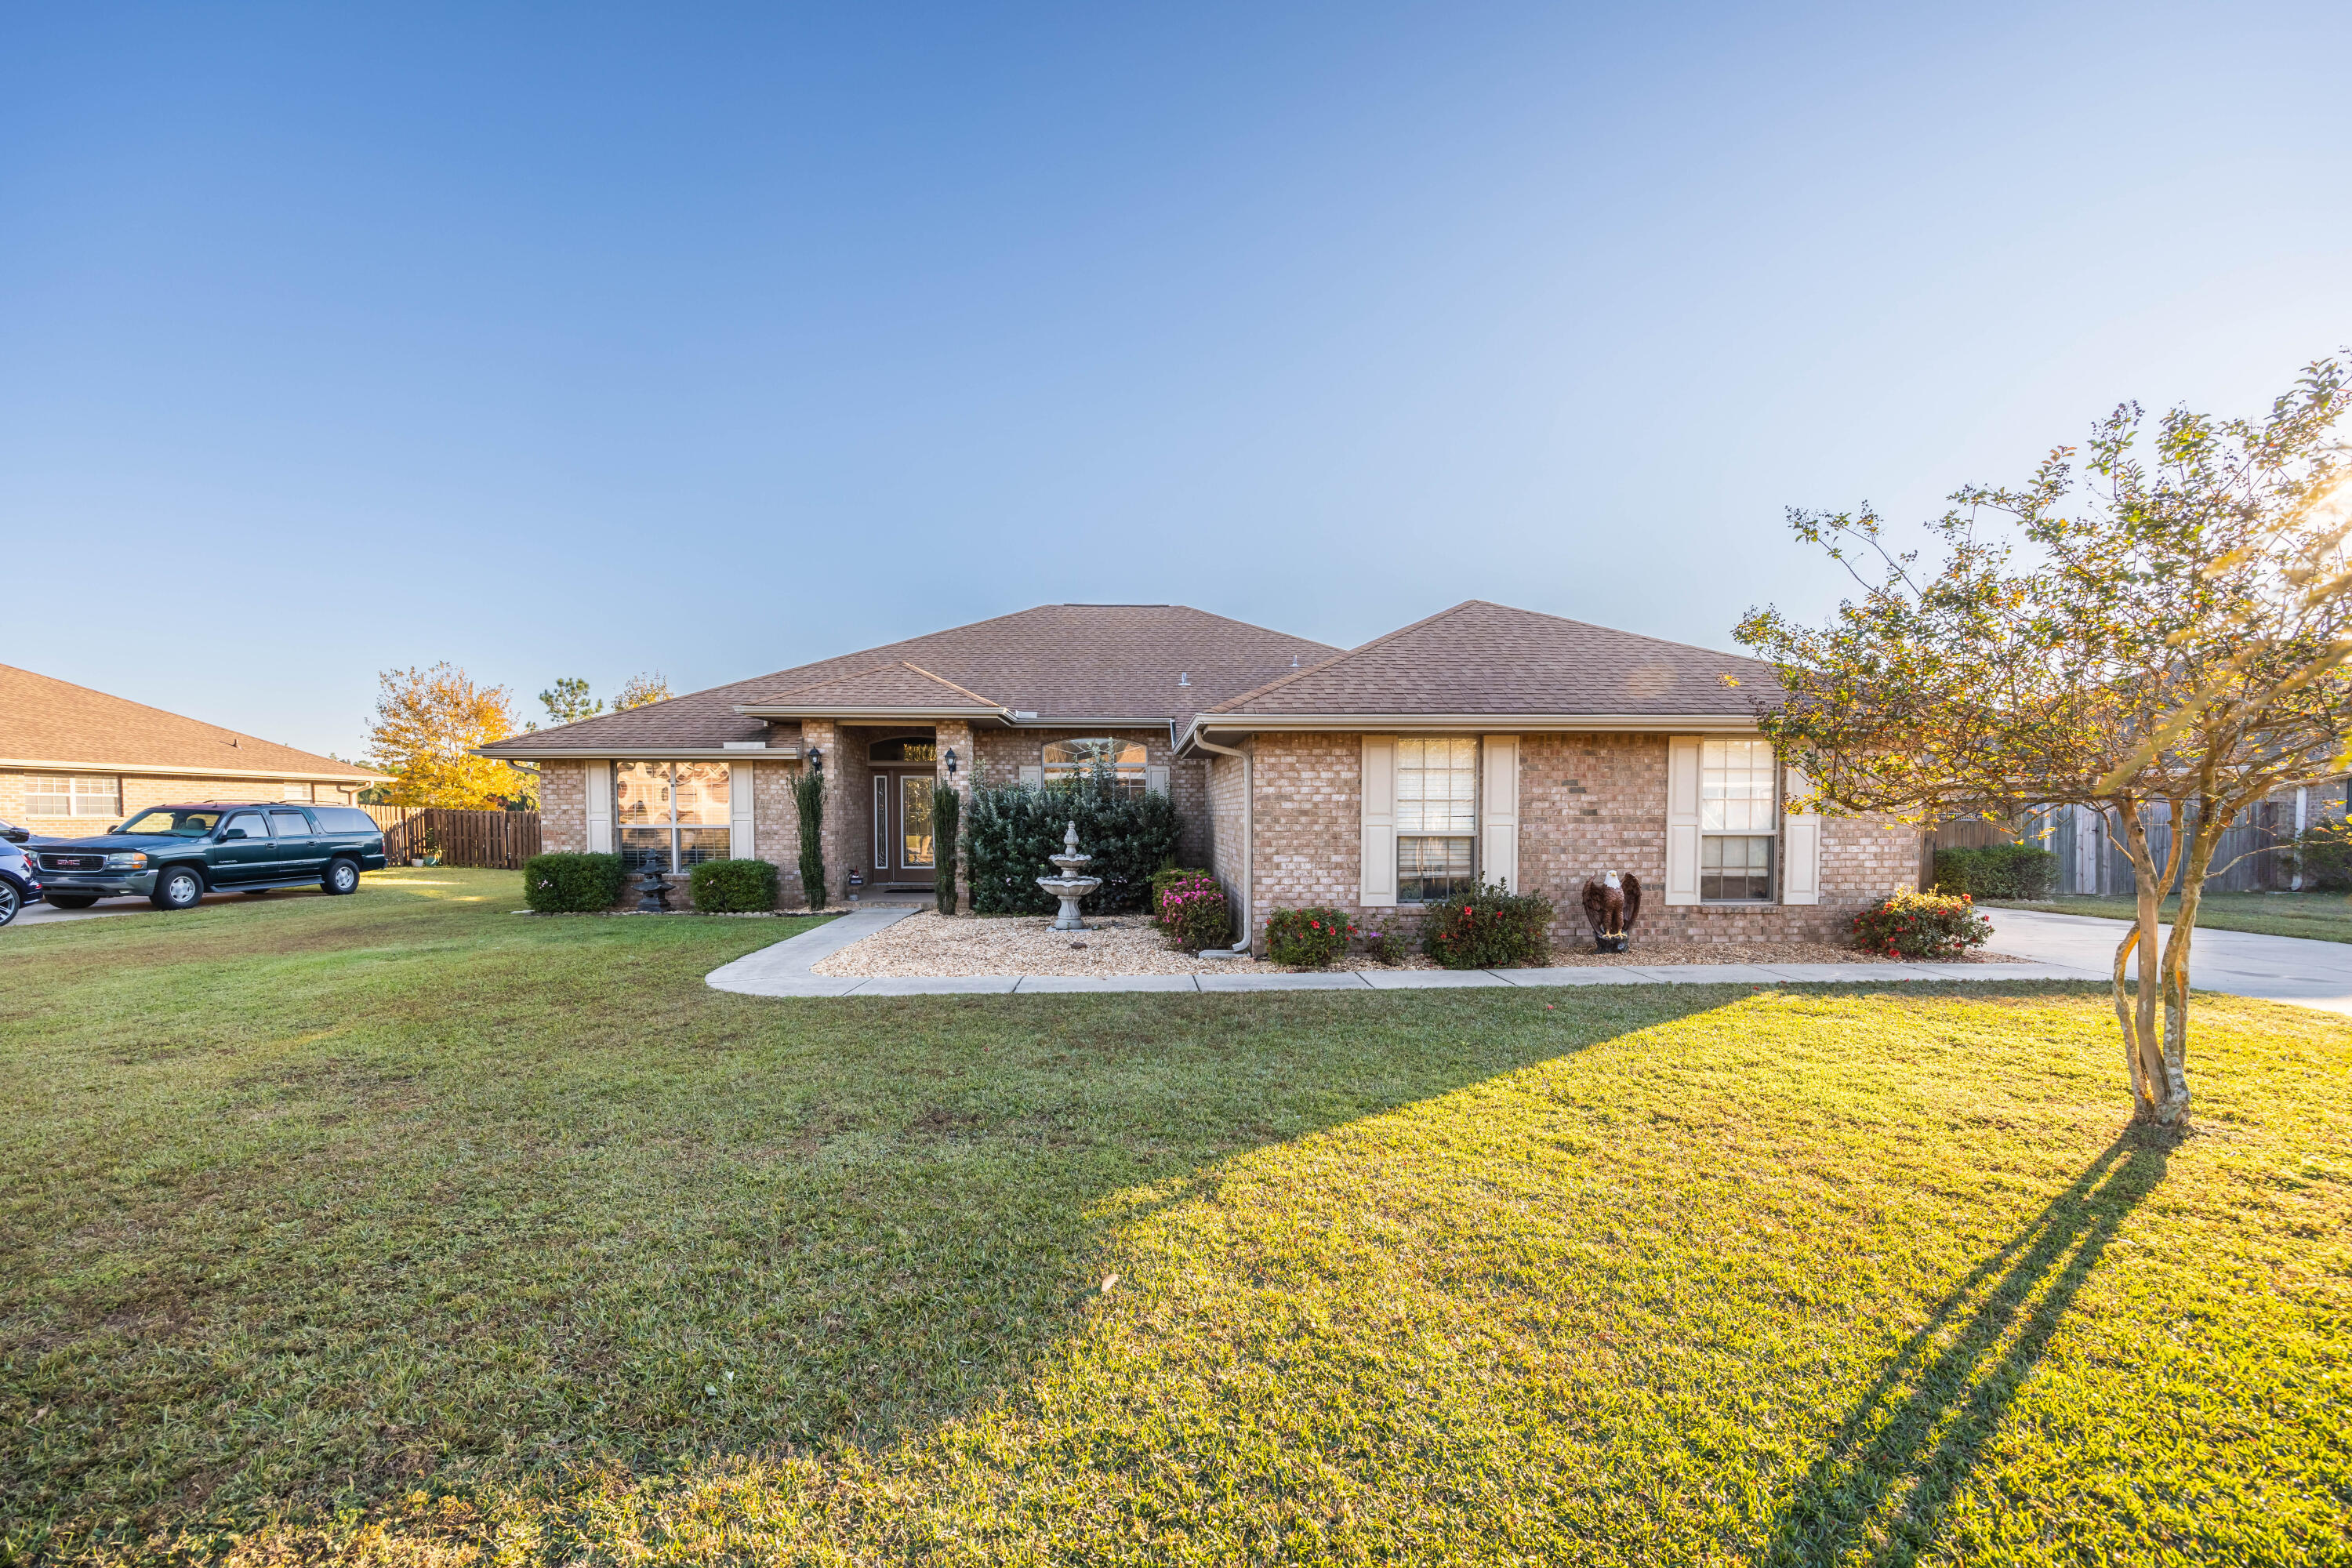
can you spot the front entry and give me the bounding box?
[869,768,938,888]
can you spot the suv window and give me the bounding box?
[222,811,267,840]
[267,809,314,837]
[314,807,379,833]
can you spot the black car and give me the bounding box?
[0,837,38,926]
[1,818,30,844]
[32,801,389,911]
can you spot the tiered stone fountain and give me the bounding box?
[1036,820,1102,931]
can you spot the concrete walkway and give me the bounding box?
[706,906,2102,997]
[1986,907,2352,1016]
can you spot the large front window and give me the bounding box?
[1700,739,1776,902]
[1396,737,1476,903]
[1042,737,1147,795]
[26,775,120,818]
[615,761,731,873]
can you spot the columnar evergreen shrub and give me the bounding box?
[1421,883,1555,969]
[689,858,779,913]
[1931,842,2060,899]
[1850,890,1992,958]
[522,852,623,913]
[793,771,827,911]
[1265,907,1352,967]
[965,771,1181,914]
[932,785,961,915]
[1153,873,1232,951]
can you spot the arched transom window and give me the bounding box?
[1042,737,1147,795]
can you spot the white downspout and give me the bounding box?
[1191,734,1252,953]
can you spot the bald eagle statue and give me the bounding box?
[1581,870,1642,953]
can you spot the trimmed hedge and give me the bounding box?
[690,858,779,913]
[523,852,624,913]
[1265,906,1352,968]
[1851,890,1991,959]
[965,773,1181,915]
[1932,843,2060,900]
[1421,882,1555,969]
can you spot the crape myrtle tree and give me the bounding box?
[1737,357,2352,1126]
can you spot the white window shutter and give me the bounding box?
[585,762,615,855]
[1360,735,1397,906]
[1019,764,1044,789]
[1781,764,1820,905]
[1145,764,1169,795]
[729,761,756,867]
[1664,737,1701,905]
[1481,735,1519,892]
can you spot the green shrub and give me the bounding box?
[932,785,961,915]
[966,771,1182,915]
[1153,873,1232,951]
[1932,842,2059,899]
[523,852,624,913]
[794,771,827,911]
[1150,865,1214,916]
[1357,925,1406,965]
[1850,890,1991,958]
[689,858,779,913]
[1421,883,1555,969]
[1265,906,1352,967]
[2288,818,2352,891]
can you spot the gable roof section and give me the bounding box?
[484,604,1341,755]
[0,664,381,781]
[1196,601,1779,729]
[764,661,1006,713]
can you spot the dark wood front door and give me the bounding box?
[869,768,938,887]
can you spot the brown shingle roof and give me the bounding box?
[483,604,1341,753]
[765,662,1005,711]
[1200,601,1780,721]
[0,664,380,780]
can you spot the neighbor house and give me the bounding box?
[482,601,1918,948]
[0,664,382,837]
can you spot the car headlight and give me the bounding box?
[104,851,149,869]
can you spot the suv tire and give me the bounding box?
[45,893,100,909]
[151,866,205,911]
[0,881,18,927]
[322,858,361,895]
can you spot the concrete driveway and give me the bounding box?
[8,886,336,927]
[1985,907,2352,1016]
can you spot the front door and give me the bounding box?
[870,769,938,887]
[209,810,276,884]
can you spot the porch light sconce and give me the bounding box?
[807,746,822,775]
[943,746,958,780]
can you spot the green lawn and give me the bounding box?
[3,869,2347,1565]
[1987,890,2352,943]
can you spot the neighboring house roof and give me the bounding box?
[484,604,1341,756]
[1192,601,1780,735]
[0,664,382,782]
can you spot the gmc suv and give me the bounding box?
[33,802,389,911]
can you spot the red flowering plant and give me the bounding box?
[1265,906,1354,968]
[1421,883,1555,969]
[1152,873,1233,952]
[1849,890,1991,960]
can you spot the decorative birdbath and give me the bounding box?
[1036,820,1103,931]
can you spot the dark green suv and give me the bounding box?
[34,802,389,911]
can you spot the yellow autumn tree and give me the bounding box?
[367,663,525,808]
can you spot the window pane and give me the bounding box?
[1398,835,1475,905]
[71,777,122,815]
[25,775,71,815]
[1395,738,1477,837]
[1700,834,1773,902]
[267,810,312,837]
[677,827,730,866]
[223,811,267,840]
[673,763,728,825]
[875,775,889,868]
[1700,738,1776,832]
[282,782,314,802]
[615,762,668,824]
[619,826,670,871]
[901,777,935,867]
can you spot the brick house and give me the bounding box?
[1,664,382,838]
[485,601,1918,947]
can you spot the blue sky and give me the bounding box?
[5,2,2349,758]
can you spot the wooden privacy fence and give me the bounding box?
[365,806,543,869]
[1921,802,2292,895]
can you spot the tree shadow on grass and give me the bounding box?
[1759,1128,2173,1566]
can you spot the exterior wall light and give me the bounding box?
[943,746,958,779]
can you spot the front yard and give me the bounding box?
[3,869,2346,1564]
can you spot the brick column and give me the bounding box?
[800,720,843,907]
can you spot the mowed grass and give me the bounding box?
[2,870,2347,1566]
[1987,890,2352,944]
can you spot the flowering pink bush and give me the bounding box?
[1849,890,1991,959]
[1152,873,1232,952]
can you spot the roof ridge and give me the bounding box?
[894,662,1004,709]
[1205,601,1485,714]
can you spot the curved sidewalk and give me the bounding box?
[1985,907,2352,1016]
[706,907,2101,997]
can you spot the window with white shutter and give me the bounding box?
[1664,737,1701,905]
[1360,735,1396,907]
[585,762,615,854]
[1781,764,1820,905]
[1481,735,1519,892]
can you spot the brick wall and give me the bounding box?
[1247,732,1363,949]
[0,769,362,840]
[1207,744,1247,917]
[539,760,587,853]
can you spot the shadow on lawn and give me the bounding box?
[1760,1129,2171,1566]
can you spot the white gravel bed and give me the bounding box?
[810,913,2017,978]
